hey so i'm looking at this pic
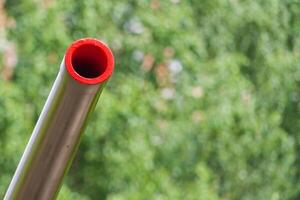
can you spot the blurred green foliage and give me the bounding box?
[1,0,300,199]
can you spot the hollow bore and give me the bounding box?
[71,44,107,79]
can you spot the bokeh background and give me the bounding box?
[1,0,300,199]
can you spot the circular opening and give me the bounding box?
[71,44,107,78]
[65,38,114,85]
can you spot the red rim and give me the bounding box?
[65,38,114,85]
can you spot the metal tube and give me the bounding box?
[4,38,114,200]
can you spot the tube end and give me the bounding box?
[65,38,114,85]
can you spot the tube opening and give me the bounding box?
[65,38,114,85]
[72,44,107,78]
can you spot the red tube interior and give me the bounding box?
[65,38,114,85]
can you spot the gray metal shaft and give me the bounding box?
[4,60,105,200]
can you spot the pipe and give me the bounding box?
[4,38,114,200]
